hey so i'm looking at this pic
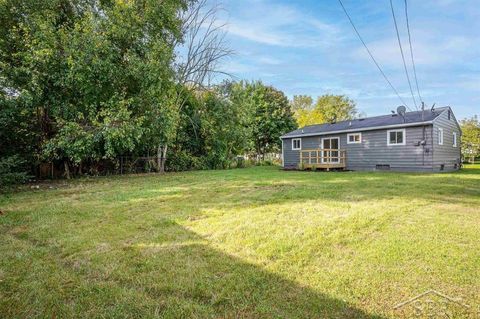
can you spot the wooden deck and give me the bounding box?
[299,149,346,170]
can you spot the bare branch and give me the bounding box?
[155,0,234,172]
[174,0,233,91]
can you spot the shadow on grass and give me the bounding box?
[115,220,386,318]
[0,221,387,318]
[3,167,479,317]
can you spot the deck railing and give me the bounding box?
[299,149,346,169]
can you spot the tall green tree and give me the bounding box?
[460,115,480,163]
[0,0,187,176]
[200,88,252,168]
[162,81,254,171]
[156,0,233,172]
[290,95,313,112]
[231,81,296,157]
[295,94,358,127]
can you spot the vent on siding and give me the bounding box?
[376,164,391,170]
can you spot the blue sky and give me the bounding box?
[213,0,479,119]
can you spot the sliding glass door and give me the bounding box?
[322,137,340,163]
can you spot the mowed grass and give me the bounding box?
[0,165,479,318]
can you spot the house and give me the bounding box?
[281,106,461,172]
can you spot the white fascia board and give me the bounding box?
[280,121,433,139]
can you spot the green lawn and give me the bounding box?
[1,165,479,318]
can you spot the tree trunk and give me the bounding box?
[64,161,71,179]
[157,145,162,172]
[161,145,168,172]
[157,144,168,173]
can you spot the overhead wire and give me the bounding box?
[404,0,423,104]
[337,0,411,111]
[389,0,418,110]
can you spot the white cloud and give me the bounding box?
[257,56,283,65]
[225,23,284,46]
[352,35,478,68]
[221,0,340,48]
[221,60,254,74]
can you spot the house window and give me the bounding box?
[347,133,362,144]
[387,129,406,146]
[438,128,444,145]
[453,132,457,147]
[292,138,301,150]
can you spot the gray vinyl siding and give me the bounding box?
[282,138,300,168]
[345,125,433,171]
[432,109,461,171]
[282,137,321,168]
[282,125,435,171]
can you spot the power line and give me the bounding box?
[404,0,423,103]
[389,0,417,110]
[337,0,411,111]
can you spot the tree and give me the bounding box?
[199,87,252,168]
[230,82,296,157]
[290,95,314,128]
[0,0,187,177]
[159,80,257,172]
[1,0,302,179]
[290,95,313,113]
[460,115,480,163]
[0,94,35,185]
[295,94,358,127]
[157,0,233,172]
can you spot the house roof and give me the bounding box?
[281,107,450,139]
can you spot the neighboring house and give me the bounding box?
[281,107,461,172]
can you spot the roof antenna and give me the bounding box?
[421,101,425,122]
[430,103,436,112]
[397,105,407,123]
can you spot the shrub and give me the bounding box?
[166,150,205,172]
[297,161,305,170]
[235,156,246,168]
[254,160,268,166]
[0,155,30,188]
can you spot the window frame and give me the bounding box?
[453,132,457,147]
[387,129,406,146]
[292,138,301,150]
[438,128,444,145]
[347,133,362,144]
